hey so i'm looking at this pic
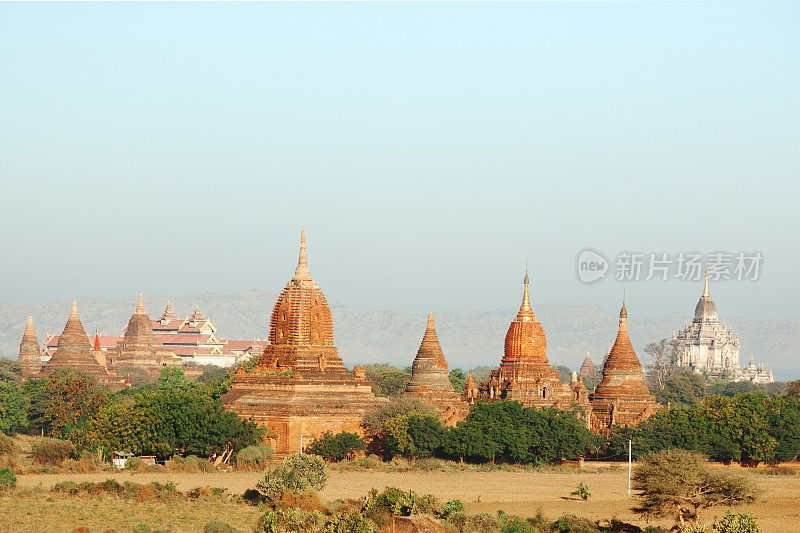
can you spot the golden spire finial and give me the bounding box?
[70,300,79,317]
[516,268,535,321]
[294,229,311,281]
[703,267,710,297]
[426,312,435,329]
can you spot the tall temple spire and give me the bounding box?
[94,329,102,352]
[619,293,628,330]
[23,315,36,340]
[516,268,535,321]
[294,229,311,281]
[135,291,146,314]
[703,267,710,297]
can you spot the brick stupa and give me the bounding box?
[589,298,662,436]
[482,272,589,411]
[402,313,469,426]
[39,301,128,391]
[110,292,183,374]
[223,231,388,456]
[18,315,43,378]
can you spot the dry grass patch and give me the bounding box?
[0,488,262,532]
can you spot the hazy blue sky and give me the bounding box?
[1,2,797,320]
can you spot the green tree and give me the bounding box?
[0,358,22,385]
[384,413,444,459]
[0,381,29,434]
[45,372,107,449]
[651,369,707,408]
[156,366,192,390]
[448,368,467,393]
[362,396,435,433]
[632,449,757,525]
[307,431,365,461]
[22,379,51,434]
[362,364,411,397]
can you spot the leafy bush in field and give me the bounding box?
[282,454,327,490]
[713,512,760,533]
[306,431,365,461]
[0,467,16,490]
[255,454,327,502]
[325,511,376,533]
[361,487,438,527]
[31,438,76,465]
[236,444,274,470]
[255,507,323,533]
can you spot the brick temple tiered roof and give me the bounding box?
[109,292,183,373]
[482,272,589,411]
[222,230,387,456]
[18,315,43,377]
[403,313,469,426]
[589,298,662,435]
[38,301,127,391]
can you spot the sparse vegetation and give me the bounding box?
[632,449,757,525]
[236,444,274,470]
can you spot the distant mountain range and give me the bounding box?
[1,289,798,381]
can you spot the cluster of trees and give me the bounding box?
[0,365,262,460]
[609,392,800,466]
[314,399,599,465]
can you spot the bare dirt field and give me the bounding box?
[3,463,799,532]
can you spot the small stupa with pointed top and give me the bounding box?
[589,296,661,435]
[110,292,182,373]
[223,230,388,456]
[18,315,43,377]
[403,313,470,426]
[39,301,127,390]
[580,351,600,383]
[482,270,590,411]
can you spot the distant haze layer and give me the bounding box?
[1,290,797,381]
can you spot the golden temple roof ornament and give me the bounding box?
[516,268,535,322]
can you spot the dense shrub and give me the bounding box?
[712,512,760,533]
[608,393,800,467]
[0,381,28,434]
[0,467,16,490]
[283,453,327,490]
[255,453,327,502]
[307,431,365,461]
[237,444,274,470]
[31,438,77,465]
[255,507,323,533]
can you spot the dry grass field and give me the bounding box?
[2,463,798,532]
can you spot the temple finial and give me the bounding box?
[427,312,435,329]
[703,267,710,297]
[70,300,79,317]
[136,291,146,314]
[94,328,101,352]
[620,290,628,319]
[294,229,311,280]
[516,269,535,321]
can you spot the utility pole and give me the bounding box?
[627,439,632,496]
